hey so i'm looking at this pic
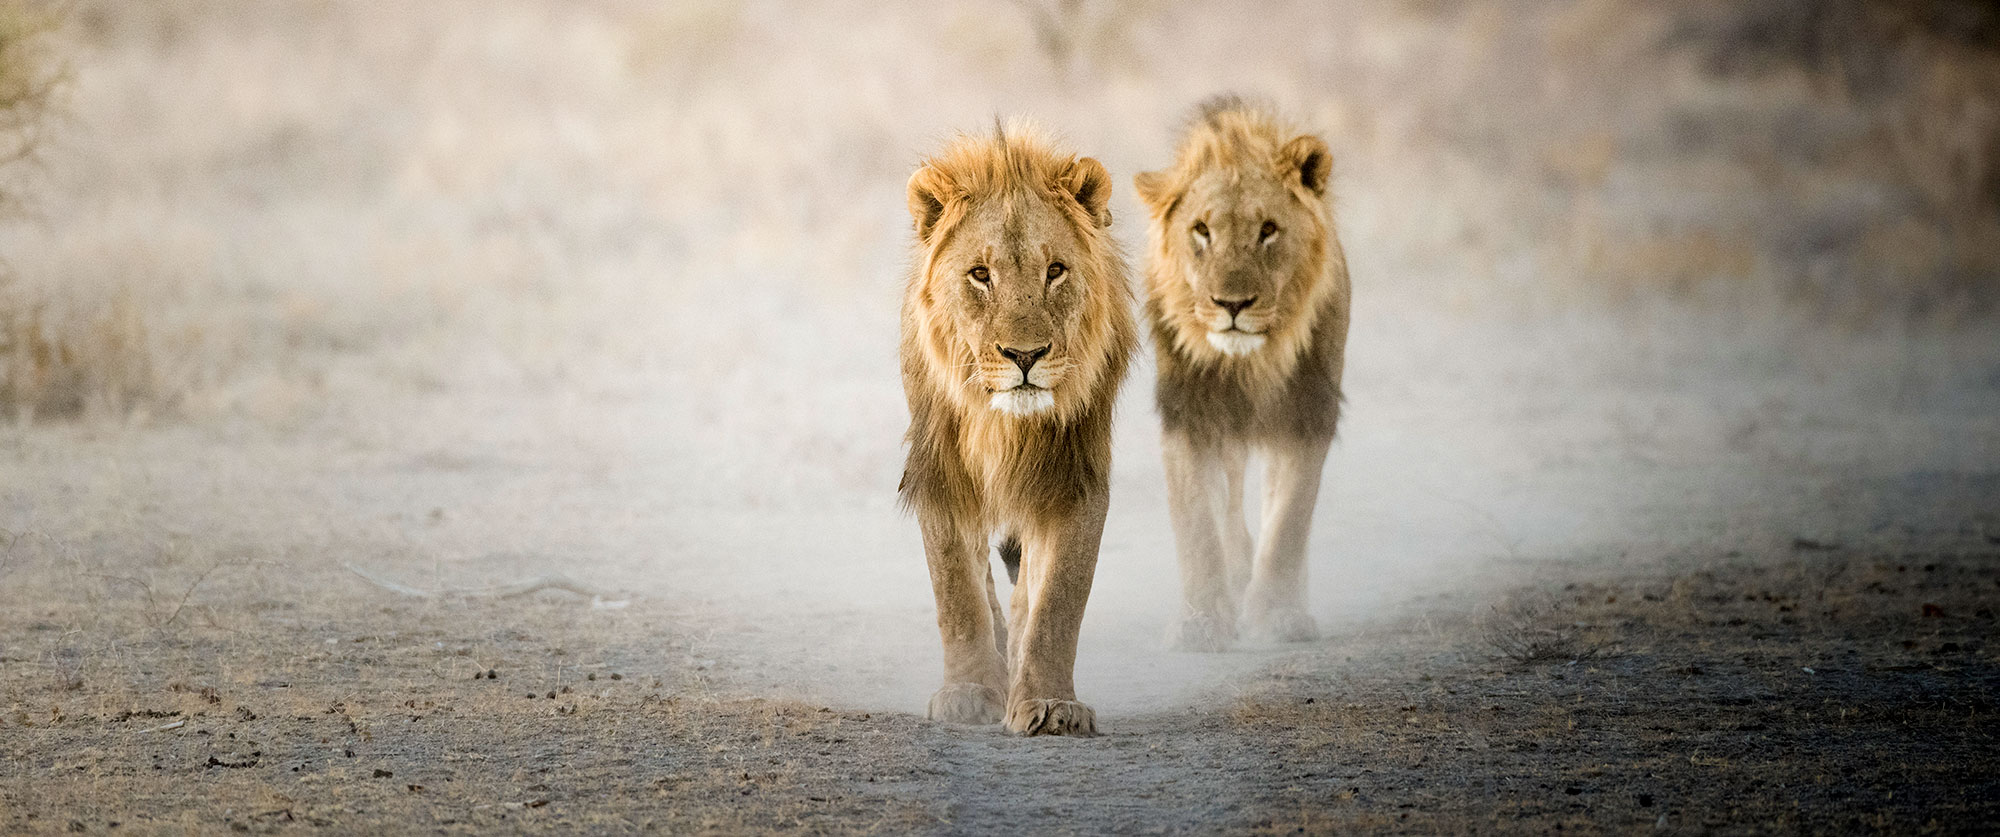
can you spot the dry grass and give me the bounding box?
[1482,596,1611,666]
[0,284,174,421]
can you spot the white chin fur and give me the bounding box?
[1207,331,1267,356]
[989,388,1056,416]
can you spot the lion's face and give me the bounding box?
[932,195,1097,414]
[906,136,1117,419]
[1137,132,1331,359]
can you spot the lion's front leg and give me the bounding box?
[1218,440,1255,605]
[1162,432,1240,651]
[1241,435,1331,644]
[1002,490,1107,736]
[919,514,1008,725]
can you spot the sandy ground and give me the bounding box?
[3,1,1999,833]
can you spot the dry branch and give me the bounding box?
[343,562,628,608]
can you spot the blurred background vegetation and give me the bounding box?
[0,0,1993,424]
[0,0,68,417]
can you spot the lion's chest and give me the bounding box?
[956,412,1022,502]
[948,408,1095,526]
[1158,337,1337,443]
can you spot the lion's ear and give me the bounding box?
[1063,156,1113,228]
[907,165,954,242]
[1282,134,1331,197]
[1132,170,1171,211]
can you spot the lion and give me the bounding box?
[1132,97,1351,651]
[898,122,1136,736]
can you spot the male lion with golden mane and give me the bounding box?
[898,123,1136,736]
[1133,97,1351,652]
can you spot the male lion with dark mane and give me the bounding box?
[898,123,1136,736]
[1133,97,1351,652]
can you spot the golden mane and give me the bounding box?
[898,123,1136,527]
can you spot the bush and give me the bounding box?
[0,0,58,210]
[0,0,73,420]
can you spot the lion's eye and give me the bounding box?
[968,266,990,285]
[1191,221,1210,248]
[1260,221,1278,243]
[1046,262,1066,282]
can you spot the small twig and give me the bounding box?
[161,561,229,628]
[87,573,161,621]
[343,563,626,607]
[139,719,185,734]
[472,799,552,811]
[342,564,437,598]
[92,561,234,629]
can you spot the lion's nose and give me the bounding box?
[1213,296,1256,317]
[997,343,1051,377]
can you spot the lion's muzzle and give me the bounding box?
[984,341,1064,415]
[1203,295,1269,356]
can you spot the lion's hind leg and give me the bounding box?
[997,534,1022,584]
[985,554,1009,660]
[991,534,1021,660]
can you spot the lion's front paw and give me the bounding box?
[927,682,1004,725]
[1005,698,1097,737]
[1243,605,1319,644]
[1166,613,1236,652]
